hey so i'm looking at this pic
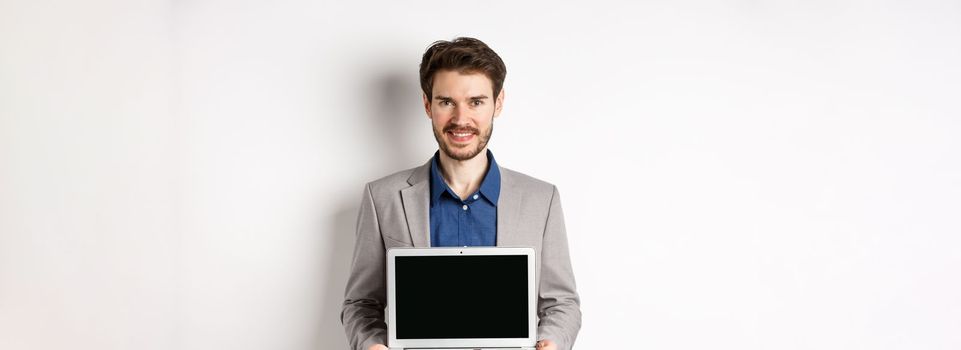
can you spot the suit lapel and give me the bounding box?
[401,161,431,247]
[496,167,519,247]
[404,160,517,247]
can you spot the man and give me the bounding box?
[341,37,581,350]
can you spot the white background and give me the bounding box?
[1,1,959,349]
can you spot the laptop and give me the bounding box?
[386,247,537,350]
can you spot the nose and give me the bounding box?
[450,104,467,124]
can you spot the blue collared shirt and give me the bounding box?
[429,150,500,247]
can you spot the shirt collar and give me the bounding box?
[429,149,501,206]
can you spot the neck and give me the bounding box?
[437,148,489,200]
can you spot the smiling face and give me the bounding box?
[424,69,504,161]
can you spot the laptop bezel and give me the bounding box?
[386,247,537,349]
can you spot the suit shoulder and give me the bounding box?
[500,166,557,194]
[365,166,417,193]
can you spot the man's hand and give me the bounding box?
[367,344,388,350]
[536,339,558,350]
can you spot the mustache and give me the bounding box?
[443,125,479,134]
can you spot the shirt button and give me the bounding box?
[462,204,468,210]
[473,194,479,200]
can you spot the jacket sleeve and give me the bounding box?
[341,183,388,350]
[536,186,582,350]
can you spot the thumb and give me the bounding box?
[536,339,556,348]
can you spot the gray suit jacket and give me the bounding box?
[341,159,581,350]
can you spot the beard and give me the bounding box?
[432,120,493,161]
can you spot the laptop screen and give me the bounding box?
[394,254,529,339]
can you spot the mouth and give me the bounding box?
[445,129,476,144]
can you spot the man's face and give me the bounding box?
[423,70,504,161]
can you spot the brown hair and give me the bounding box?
[419,37,507,102]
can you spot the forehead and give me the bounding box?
[431,70,493,97]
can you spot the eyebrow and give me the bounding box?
[434,95,490,101]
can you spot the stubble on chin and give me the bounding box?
[433,125,492,161]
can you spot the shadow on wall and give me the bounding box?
[315,206,358,350]
[373,71,424,172]
[315,65,422,350]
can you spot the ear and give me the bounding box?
[422,92,432,119]
[493,88,505,118]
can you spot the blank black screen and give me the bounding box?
[394,255,528,339]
